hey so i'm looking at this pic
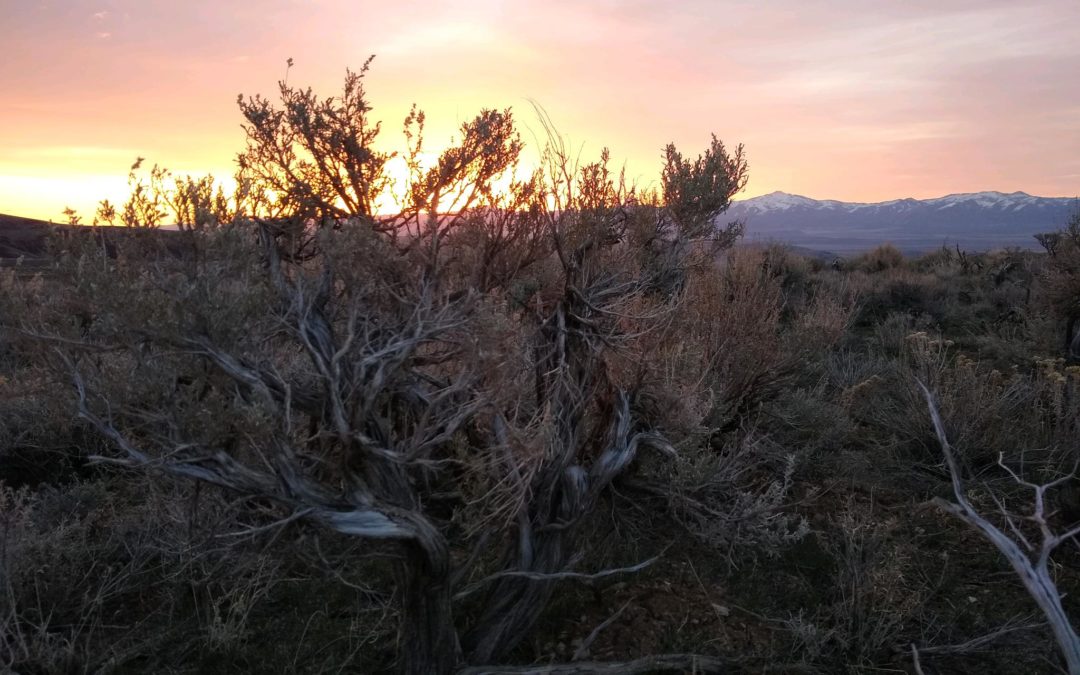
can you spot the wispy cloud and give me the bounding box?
[1,0,1079,218]
[0,146,142,166]
[32,145,138,158]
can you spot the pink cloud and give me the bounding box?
[1,0,1079,219]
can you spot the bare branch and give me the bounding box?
[918,380,1080,674]
[916,617,1044,656]
[572,600,631,662]
[454,556,660,602]
[457,653,733,675]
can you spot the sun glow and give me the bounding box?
[372,151,545,217]
[0,173,130,223]
[0,147,548,225]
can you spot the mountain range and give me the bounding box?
[727,191,1079,254]
[3,189,1078,261]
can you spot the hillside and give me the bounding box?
[0,213,55,259]
[730,190,1079,253]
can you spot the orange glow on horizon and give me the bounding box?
[3,1,1079,223]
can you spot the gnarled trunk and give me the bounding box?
[398,551,461,675]
[1068,315,1080,361]
[463,531,569,664]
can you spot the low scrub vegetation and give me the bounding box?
[2,61,1080,674]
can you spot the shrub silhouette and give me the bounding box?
[8,60,785,674]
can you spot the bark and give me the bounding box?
[463,516,570,663]
[1068,315,1080,361]
[398,549,462,675]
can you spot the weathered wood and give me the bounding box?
[919,381,1080,674]
[457,653,731,675]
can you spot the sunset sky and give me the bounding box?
[2,0,1079,221]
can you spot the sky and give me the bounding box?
[2,0,1079,221]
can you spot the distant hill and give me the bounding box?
[0,213,55,259]
[728,191,1079,254]
[6,191,1079,265]
[0,215,190,272]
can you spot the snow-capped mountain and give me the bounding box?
[727,191,1079,253]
